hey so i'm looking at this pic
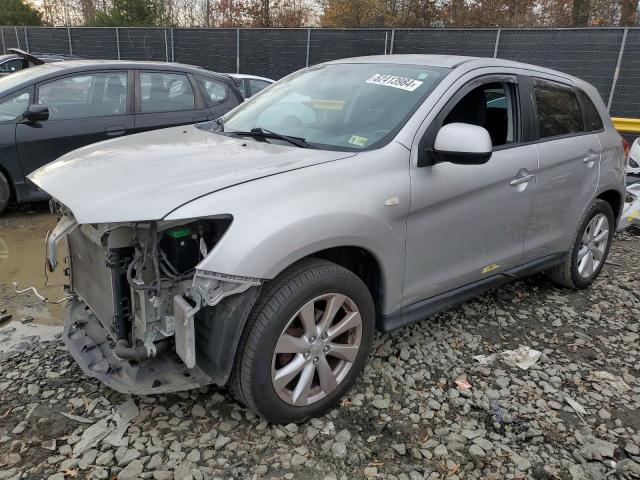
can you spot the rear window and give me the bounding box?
[576,89,604,132]
[533,78,584,139]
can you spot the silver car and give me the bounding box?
[30,55,626,424]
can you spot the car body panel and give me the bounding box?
[28,124,357,224]
[403,67,539,303]
[165,140,411,314]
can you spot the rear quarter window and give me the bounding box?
[533,78,584,139]
[576,89,604,132]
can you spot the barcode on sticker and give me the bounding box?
[366,74,423,92]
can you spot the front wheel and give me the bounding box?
[230,258,375,424]
[0,171,10,215]
[547,199,614,289]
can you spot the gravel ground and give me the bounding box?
[0,228,638,480]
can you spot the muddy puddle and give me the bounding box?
[0,202,67,325]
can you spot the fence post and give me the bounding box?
[24,27,29,52]
[67,28,73,55]
[384,31,388,54]
[493,28,501,58]
[236,29,240,74]
[14,27,21,50]
[608,28,628,112]
[390,28,395,54]
[171,28,175,62]
[1,28,5,54]
[306,28,311,67]
[116,27,121,60]
[164,28,169,62]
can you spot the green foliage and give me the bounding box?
[88,0,164,27]
[0,0,43,26]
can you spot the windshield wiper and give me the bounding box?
[231,127,312,148]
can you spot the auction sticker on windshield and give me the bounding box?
[366,74,424,92]
[348,135,368,147]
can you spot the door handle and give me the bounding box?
[509,174,534,186]
[105,126,126,137]
[583,154,599,164]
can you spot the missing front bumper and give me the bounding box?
[64,299,213,395]
[63,284,262,395]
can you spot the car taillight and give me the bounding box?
[622,137,631,157]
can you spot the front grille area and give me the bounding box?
[68,228,116,336]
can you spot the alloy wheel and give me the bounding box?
[271,293,362,406]
[577,213,609,279]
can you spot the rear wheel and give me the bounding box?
[547,199,614,289]
[230,258,375,424]
[0,171,10,214]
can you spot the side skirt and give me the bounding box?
[380,253,566,332]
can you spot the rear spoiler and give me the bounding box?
[7,48,44,65]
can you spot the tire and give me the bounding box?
[547,199,614,289]
[230,258,375,424]
[0,171,10,215]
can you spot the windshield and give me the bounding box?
[215,63,446,151]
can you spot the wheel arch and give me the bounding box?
[596,189,623,222]
[300,246,384,327]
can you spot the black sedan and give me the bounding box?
[0,60,245,213]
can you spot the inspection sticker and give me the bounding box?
[366,74,423,92]
[348,135,368,147]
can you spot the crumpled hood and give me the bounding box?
[29,125,355,223]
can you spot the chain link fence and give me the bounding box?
[1,26,638,118]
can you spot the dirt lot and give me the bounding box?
[0,202,67,326]
[0,205,639,480]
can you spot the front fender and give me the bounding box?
[165,145,411,314]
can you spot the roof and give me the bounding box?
[327,54,580,82]
[328,54,478,68]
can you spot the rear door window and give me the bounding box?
[533,78,584,139]
[140,72,195,113]
[576,89,604,132]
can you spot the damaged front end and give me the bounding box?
[47,202,261,394]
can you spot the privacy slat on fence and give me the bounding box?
[610,29,640,118]
[1,26,638,118]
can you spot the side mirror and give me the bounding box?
[22,104,49,124]
[420,123,492,167]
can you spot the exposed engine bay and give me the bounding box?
[46,201,262,394]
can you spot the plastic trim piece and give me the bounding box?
[380,253,566,332]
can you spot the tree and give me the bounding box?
[321,0,391,26]
[619,0,637,25]
[0,0,43,26]
[572,0,590,25]
[89,0,164,26]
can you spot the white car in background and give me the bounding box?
[228,74,274,99]
[619,137,640,231]
[628,136,640,175]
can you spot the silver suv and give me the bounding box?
[31,55,626,424]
